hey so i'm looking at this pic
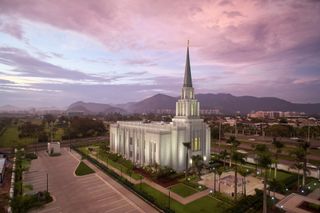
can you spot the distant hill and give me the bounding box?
[123,93,320,114]
[66,93,320,115]
[0,105,21,112]
[67,101,125,114]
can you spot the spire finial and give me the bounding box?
[187,40,189,47]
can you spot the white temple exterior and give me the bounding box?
[110,43,211,171]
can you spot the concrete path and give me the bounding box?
[24,148,157,213]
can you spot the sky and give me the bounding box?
[0,0,319,108]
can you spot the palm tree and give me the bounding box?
[226,136,240,167]
[217,167,223,192]
[219,150,228,169]
[192,155,204,178]
[256,145,272,213]
[291,139,310,186]
[291,162,303,189]
[239,168,251,196]
[272,137,284,179]
[231,151,246,200]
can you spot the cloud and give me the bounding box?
[0,47,110,82]
[0,18,24,40]
[0,0,319,105]
[223,11,243,18]
[0,79,14,84]
[124,58,157,66]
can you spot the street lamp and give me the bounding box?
[168,187,171,210]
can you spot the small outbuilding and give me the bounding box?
[47,142,61,155]
[0,158,6,183]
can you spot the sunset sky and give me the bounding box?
[0,0,319,107]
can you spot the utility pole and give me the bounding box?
[46,173,49,192]
[218,122,221,153]
[168,187,171,210]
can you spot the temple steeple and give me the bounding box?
[175,41,200,118]
[183,40,193,88]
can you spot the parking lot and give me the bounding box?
[24,148,157,213]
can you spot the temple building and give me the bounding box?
[109,43,210,171]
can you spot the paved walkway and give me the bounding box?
[87,152,210,204]
[24,148,157,213]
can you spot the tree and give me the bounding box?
[291,162,303,189]
[238,168,251,196]
[219,150,228,169]
[192,155,204,178]
[217,167,224,192]
[256,145,272,213]
[226,136,240,167]
[209,161,221,193]
[231,151,246,200]
[272,137,284,179]
[290,139,310,186]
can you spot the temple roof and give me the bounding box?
[183,41,193,87]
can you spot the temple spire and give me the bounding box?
[183,40,193,87]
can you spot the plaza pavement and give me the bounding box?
[24,148,157,213]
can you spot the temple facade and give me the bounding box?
[109,44,210,171]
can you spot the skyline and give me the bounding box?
[0,0,320,107]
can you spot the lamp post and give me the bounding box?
[213,167,216,193]
[168,187,171,210]
[46,173,49,192]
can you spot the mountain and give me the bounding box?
[67,101,125,114]
[66,94,320,115]
[0,105,21,112]
[126,94,178,113]
[125,93,320,114]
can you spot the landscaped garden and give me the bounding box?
[11,149,53,212]
[75,161,95,176]
[170,183,199,197]
[134,183,229,213]
[79,145,142,180]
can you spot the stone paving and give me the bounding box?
[24,148,157,213]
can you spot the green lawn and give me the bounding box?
[80,146,142,180]
[96,149,142,180]
[269,169,293,182]
[170,183,199,197]
[134,183,228,213]
[75,161,95,176]
[54,128,64,141]
[305,179,320,192]
[0,125,37,148]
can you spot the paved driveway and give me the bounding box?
[24,148,157,213]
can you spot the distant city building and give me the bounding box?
[200,109,221,115]
[0,158,6,183]
[224,117,237,126]
[110,43,211,171]
[248,111,306,119]
[67,111,85,117]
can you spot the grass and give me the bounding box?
[170,183,199,197]
[81,146,142,180]
[134,183,229,213]
[304,179,320,192]
[269,169,293,182]
[75,161,95,176]
[0,125,37,148]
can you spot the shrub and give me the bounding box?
[25,152,37,160]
